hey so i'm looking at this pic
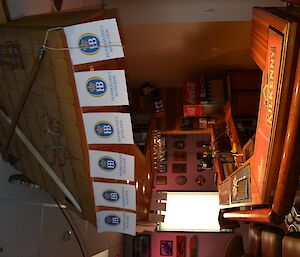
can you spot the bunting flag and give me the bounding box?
[64,18,124,65]
[92,182,136,210]
[89,150,134,181]
[82,112,134,144]
[74,70,129,107]
[96,210,136,236]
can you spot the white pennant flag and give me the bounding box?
[82,112,134,144]
[96,210,136,236]
[92,182,136,211]
[64,18,124,65]
[74,70,129,107]
[89,150,134,181]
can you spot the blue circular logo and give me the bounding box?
[103,190,120,201]
[105,215,121,225]
[78,33,100,55]
[94,121,114,138]
[99,157,116,170]
[87,77,107,97]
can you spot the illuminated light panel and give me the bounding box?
[158,192,220,232]
[92,249,109,257]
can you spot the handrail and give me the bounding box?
[272,52,300,217]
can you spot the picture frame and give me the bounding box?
[173,151,187,161]
[158,163,168,173]
[195,174,206,186]
[134,235,151,257]
[173,140,185,150]
[160,240,173,256]
[172,164,186,173]
[177,236,186,257]
[175,175,188,185]
[156,176,167,185]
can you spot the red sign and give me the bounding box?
[252,28,283,198]
[183,105,203,117]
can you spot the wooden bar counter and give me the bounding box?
[219,7,300,224]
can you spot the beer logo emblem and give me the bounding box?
[94,121,113,138]
[105,215,121,225]
[78,33,100,55]
[99,157,116,170]
[103,190,120,201]
[87,77,107,97]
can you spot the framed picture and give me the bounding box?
[177,236,186,257]
[160,240,173,256]
[172,164,186,173]
[173,151,187,161]
[158,163,168,173]
[190,236,198,257]
[195,174,206,186]
[134,235,151,257]
[156,176,167,185]
[175,175,187,185]
[173,140,185,150]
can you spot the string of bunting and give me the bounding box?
[58,18,136,235]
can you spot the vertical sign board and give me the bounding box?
[63,18,124,65]
[74,70,129,107]
[82,112,134,144]
[96,210,136,236]
[92,182,136,211]
[89,150,135,181]
[252,28,283,197]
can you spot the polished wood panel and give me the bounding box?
[161,129,211,135]
[272,51,300,218]
[224,103,243,154]
[220,157,263,209]
[251,7,289,70]
[223,208,284,224]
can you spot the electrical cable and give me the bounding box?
[52,197,87,257]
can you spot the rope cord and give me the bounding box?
[42,26,123,51]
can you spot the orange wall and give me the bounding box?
[122,21,257,88]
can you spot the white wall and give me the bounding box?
[6,0,285,22]
[0,161,123,257]
[106,0,286,24]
